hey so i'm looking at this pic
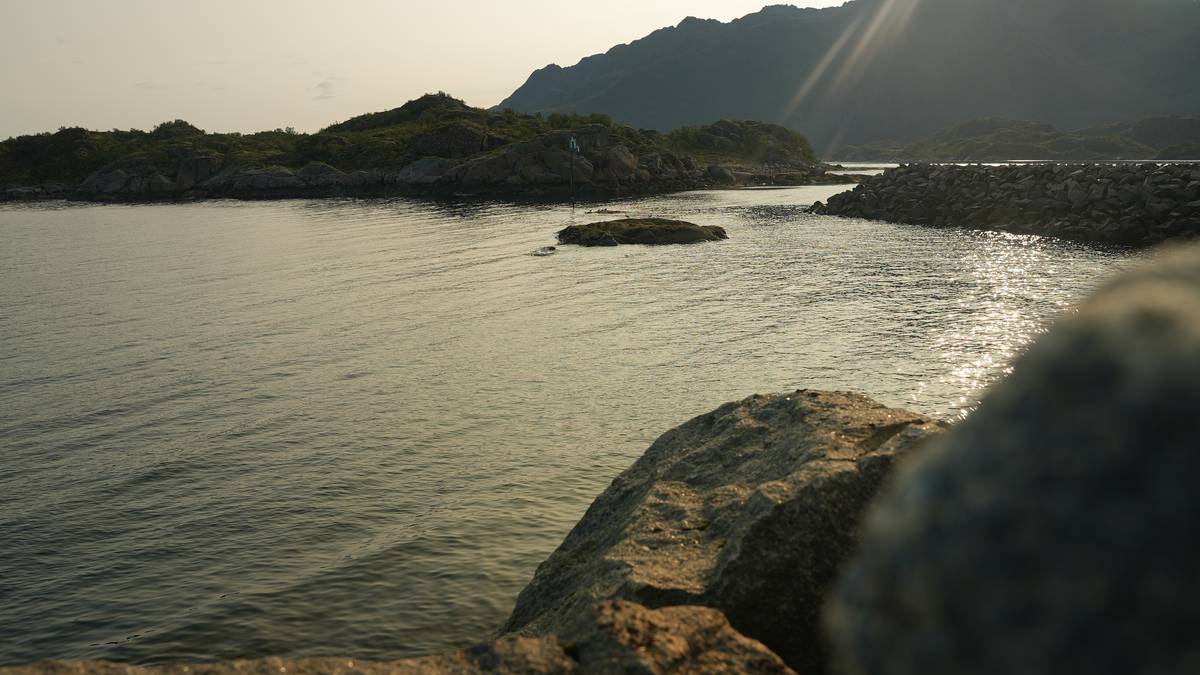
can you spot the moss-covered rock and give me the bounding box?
[557,218,728,246]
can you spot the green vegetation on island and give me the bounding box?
[0,93,821,200]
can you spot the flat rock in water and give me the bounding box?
[557,218,728,246]
[501,390,945,672]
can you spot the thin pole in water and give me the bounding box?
[569,136,578,210]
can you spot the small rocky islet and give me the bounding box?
[11,246,1200,674]
[812,162,1200,247]
[556,218,728,247]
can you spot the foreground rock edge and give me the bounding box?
[827,244,1200,674]
[500,389,946,673]
[0,601,793,675]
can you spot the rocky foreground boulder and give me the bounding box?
[811,163,1200,246]
[1,601,792,675]
[827,245,1200,675]
[501,391,945,672]
[557,218,728,246]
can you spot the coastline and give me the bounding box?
[0,169,861,206]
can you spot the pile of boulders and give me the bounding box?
[812,163,1200,246]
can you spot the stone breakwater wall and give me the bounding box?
[811,163,1200,246]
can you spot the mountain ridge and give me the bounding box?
[498,0,1200,154]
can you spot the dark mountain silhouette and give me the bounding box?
[498,0,1200,155]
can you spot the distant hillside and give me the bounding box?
[1158,144,1200,160]
[831,116,1200,161]
[498,0,1200,154]
[0,94,824,201]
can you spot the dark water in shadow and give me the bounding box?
[0,187,1132,664]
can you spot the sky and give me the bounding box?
[0,1,847,139]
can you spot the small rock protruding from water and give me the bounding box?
[530,246,557,257]
[557,217,728,246]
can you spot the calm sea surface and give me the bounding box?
[0,186,1132,665]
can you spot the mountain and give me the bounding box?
[832,115,1200,161]
[498,0,1200,155]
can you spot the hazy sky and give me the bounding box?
[0,1,847,139]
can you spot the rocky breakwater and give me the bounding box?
[811,163,1200,246]
[828,245,1200,674]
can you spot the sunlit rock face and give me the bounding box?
[828,245,1200,675]
[501,390,945,673]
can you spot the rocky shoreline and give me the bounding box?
[7,247,1200,674]
[0,124,857,205]
[811,163,1200,247]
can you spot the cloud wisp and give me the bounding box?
[311,77,345,101]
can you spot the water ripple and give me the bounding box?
[0,188,1131,665]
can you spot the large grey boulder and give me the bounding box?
[229,166,304,191]
[77,169,130,196]
[1,601,792,675]
[707,165,736,185]
[828,245,1200,675]
[296,161,345,187]
[393,157,457,185]
[502,390,945,672]
[600,146,638,180]
[173,153,222,190]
